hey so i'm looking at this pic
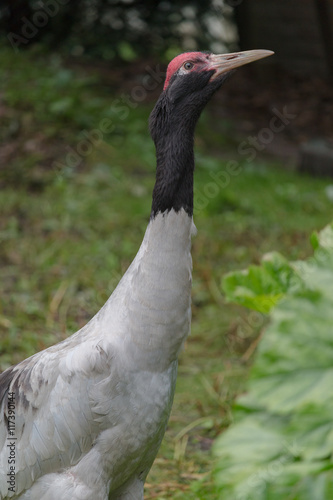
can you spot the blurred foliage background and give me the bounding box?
[0,1,333,499]
[0,0,236,59]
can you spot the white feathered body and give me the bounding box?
[0,210,195,500]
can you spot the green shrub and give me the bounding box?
[214,223,333,500]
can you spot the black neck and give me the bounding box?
[148,69,230,219]
[149,94,197,219]
[150,130,195,218]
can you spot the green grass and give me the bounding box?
[0,46,332,499]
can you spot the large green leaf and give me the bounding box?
[222,251,303,313]
[214,222,333,499]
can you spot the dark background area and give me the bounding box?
[1,0,332,169]
[0,0,236,59]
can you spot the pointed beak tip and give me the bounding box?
[210,49,275,76]
[261,49,275,57]
[242,49,275,61]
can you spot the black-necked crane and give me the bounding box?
[0,49,273,500]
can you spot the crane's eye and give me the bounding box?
[183,61,194,70]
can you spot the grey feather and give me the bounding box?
[0,211,194,499]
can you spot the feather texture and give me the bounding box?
[0,210,194,500]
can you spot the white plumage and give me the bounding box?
[0,211,194,499]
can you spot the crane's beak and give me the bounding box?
[209,49,274,79]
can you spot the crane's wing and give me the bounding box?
[0,330,116,499]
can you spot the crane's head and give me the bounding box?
[163,50,273,93]
[150,49,273,143]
